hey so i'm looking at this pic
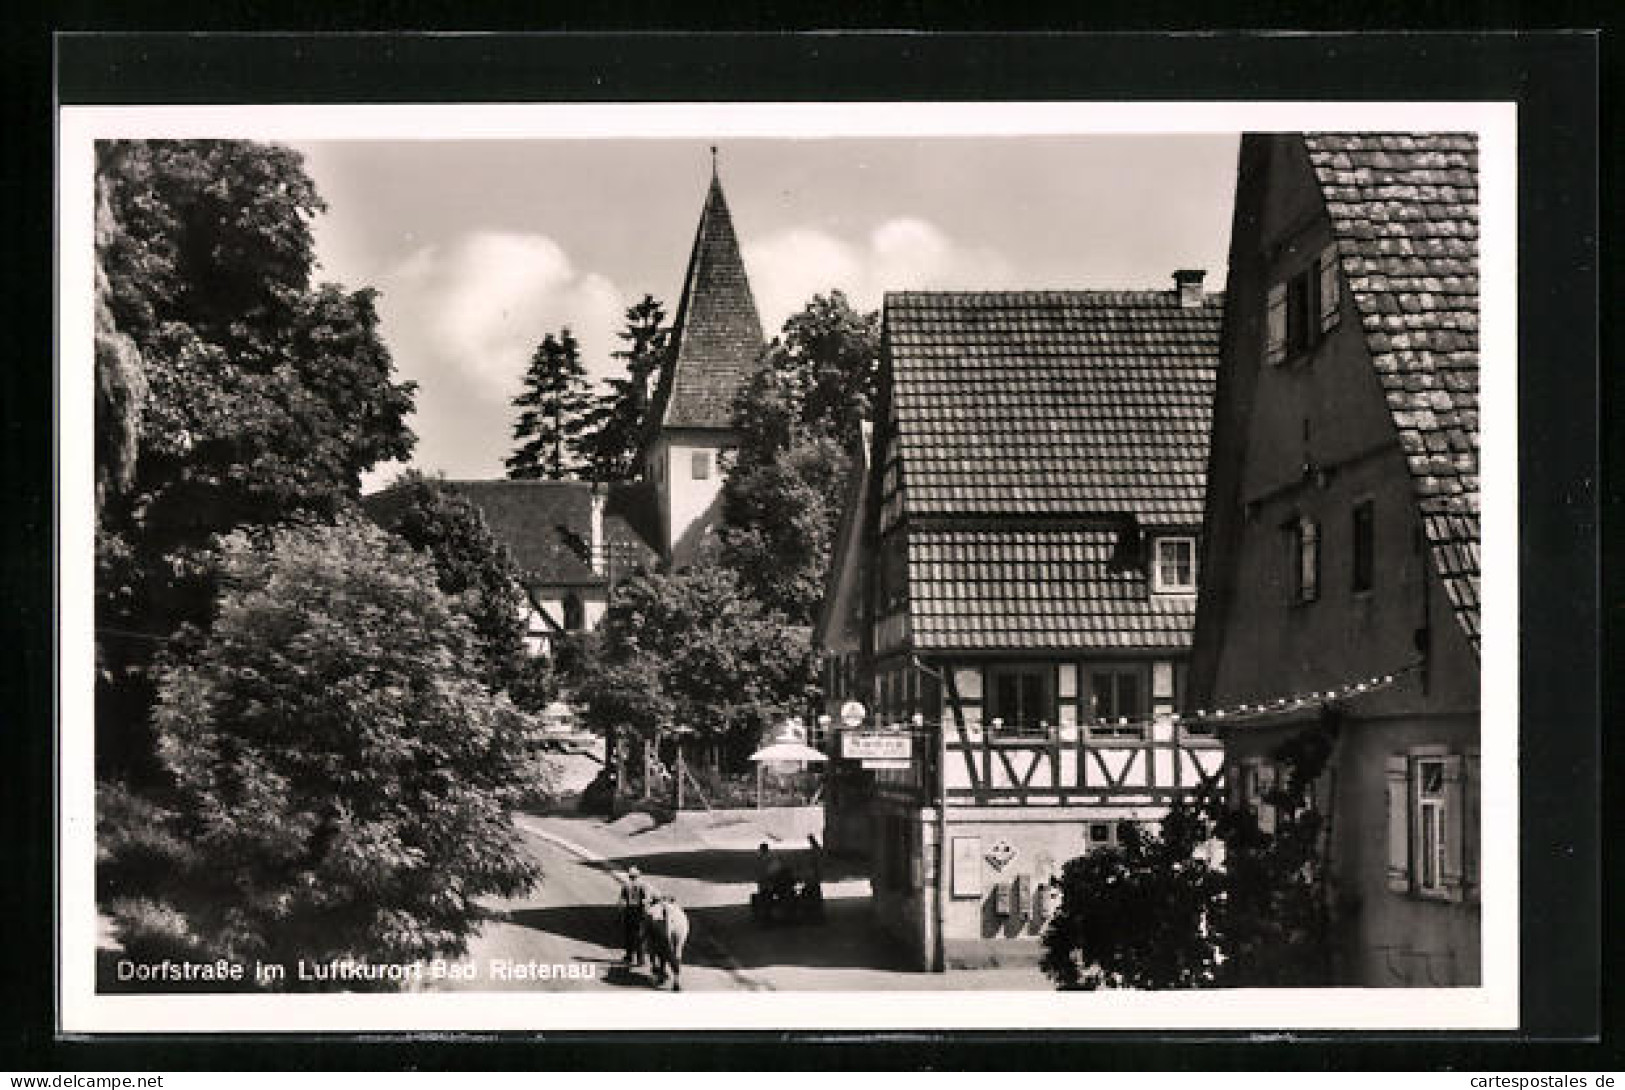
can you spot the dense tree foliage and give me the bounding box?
[1210,726,1337,986]
[1040,798,1223,990]
[94,139,417,781]
[584,565,818,770]
[506,328,594,480]
[1041,725,1338,990]
[94,182,148,505]
[719,437,852,623]
[720,292,879,624]
[380,471,554,712]
[100,518,541,986]
[577,295,669,482]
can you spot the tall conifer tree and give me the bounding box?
[506,328,593,480]
[577,295,669,482]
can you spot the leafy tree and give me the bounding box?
[1040,798,1223,990]
[1208,726,1337,986]
[94,139,417,782]
[577,295,669,482]
[1040,725,1339,990]
[94,179,147,506]
[732,290,880,464]
[720,436,852,623]
[588,565,818,771]
[506,328,594,480]
[720,291,879,624]
[103,517,540,986]
[380,471,554,712]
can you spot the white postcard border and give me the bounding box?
[57,99,1519,1033]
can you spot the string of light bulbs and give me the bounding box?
[847,659,1425,735]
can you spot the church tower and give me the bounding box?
[644,154,765,567]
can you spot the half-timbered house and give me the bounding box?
[819,278,1224,970]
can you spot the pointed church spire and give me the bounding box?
[651,154,765,431]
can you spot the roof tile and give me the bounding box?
[1303,133,1481,651]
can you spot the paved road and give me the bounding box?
[429,812,1049,993]
[430,817,761,993]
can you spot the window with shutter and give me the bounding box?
[1385,754,1411,892]
[1415,758,1447,895]
[1318,243,1342,331]
[1266,283,1288,364]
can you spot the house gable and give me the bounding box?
[1303,133,1481,652]
[879,288,1222,656]
[1191,132,1481,716]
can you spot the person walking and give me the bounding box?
[755,843,775,898]
[619,866,650,966]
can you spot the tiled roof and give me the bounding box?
[885,291,1221,526]
[652,174,764,431]
[908,527,1196,651]
[1303,133,1481,650]
[408,479,660,589]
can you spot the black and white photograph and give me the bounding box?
[56,97,1519,1034]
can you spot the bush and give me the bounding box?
[117,516,541,986]
[1041,725,1339,990]
[1041,798,1223,990]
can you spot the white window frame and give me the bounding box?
[1151,536,1198,594]
[1414,757,1449,897]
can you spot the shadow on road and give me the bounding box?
[506,895,909,975]
[602,848,868,887]
[686,896,917,973]
[504,903,619,950]
[590,960,671,990]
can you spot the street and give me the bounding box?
[432,809,1048,993]
[426,814,762,992]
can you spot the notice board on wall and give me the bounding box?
[951,836,982,898]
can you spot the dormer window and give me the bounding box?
[691,451,711,480]
[1151,536,1197,594]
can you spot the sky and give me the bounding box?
[293,135,1240,487]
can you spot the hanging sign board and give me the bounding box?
[842,733,912,761]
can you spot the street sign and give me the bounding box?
[842,733,912,760]
[839,700,867,728]
[861,759,912,771]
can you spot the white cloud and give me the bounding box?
[744,217,1017,334]
[378,231,626,402]
[342,230,631,480]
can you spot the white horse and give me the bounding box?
[642,895,689,991]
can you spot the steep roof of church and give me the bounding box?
[651,171,765,431]
[1301,132,1481,651]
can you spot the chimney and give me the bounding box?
[1174,268,1206,309]
[589,482,607,576]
